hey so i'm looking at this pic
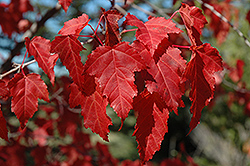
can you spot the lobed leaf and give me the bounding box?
[133,89,169,164]
[84,42,146,122]
[179,3,208,46]
[51,35,88,93]
[8,73,49,129]
[58,13,90,36]
[146,46,186,114]
[125,13,182,52]
[25,36,58,85]
[58,0,72,13]
[0,80,9,99]
[69,83,112,141]
[103,9,123,47]
[183,43,223,133]
[0,106,8,142]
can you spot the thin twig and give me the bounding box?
[0,59,36,79]
[131,3,157,17]
[143,0,171,18]
[1,3,62,73]
[196,0,250,47]
[114,4,127,15]
[222,79,250,93]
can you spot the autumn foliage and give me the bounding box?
[1,0,248,165]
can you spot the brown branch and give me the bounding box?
[196,0,250,48]
[0,59,36,79]
[0,3,62,73]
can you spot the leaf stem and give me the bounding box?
[121,28,138,34]
[21,50,28,76]
[88,24,103,46]
[95,14,104,35]
[172,45,190,49]
[76,34,94,38]
[170,10,179,20]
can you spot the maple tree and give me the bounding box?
[1,0,250,165]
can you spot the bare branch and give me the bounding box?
[0,3,62,73]
[0,59,36,79]
[196,0,250,48]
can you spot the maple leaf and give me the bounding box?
[182,43,223,133]
[131,40,152,66]
[146,45,186,114]
[30,146,47,166]
[57,107,82,137]
[0,0,33,37]
[228,59,245,83]
[133,89,169,164]
[0,106,8,142]
[125,13,182,52]
[69,82,112,141]
[0,6,19,37]
[51,35,88,93]
[58,13,90,36]
[0,141,26,166]
[179,3,208,46]
[8,73,49,129]
[58,0,72,13]
[102,9,123,47]
[203,1,235,45]
[96,142,119,166]
[25,36,58,85]
[0,80,9,99]
[84,42,146,121]
[11,0,33,13]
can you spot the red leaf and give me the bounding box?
[25,36,58,85]
[133,89,169,164]
[246,10,250,25]
[0,0,33,37]
[51,35,87,93]
[58,0,72,13]
[146,46,186,114]
[58,13,90,36]
[11,0,33,13]
[33,128,48,146]
[30,146,47,166]
[69,83,112,141]
[57,108,81,137]
[0,107,8,142]
[236,59,244,80]
[179,3,208,46]
[183,43,223,133]
[8,73,49,129]
[0,141,26,166]
[0,7,19,37]
[96,142,119,166]
[102,9,123,46]
[125,13,182,52]
[0,80,9,99]
[84,42,145,121]
[131,40,152,66]
[203,1,233,45]
[160,158,186,166]
[228,59,245,83]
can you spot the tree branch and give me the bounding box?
[0,59,36,79]
[196,0,250,48]
[0,3,62,73]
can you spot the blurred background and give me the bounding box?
[1,0,250,165]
